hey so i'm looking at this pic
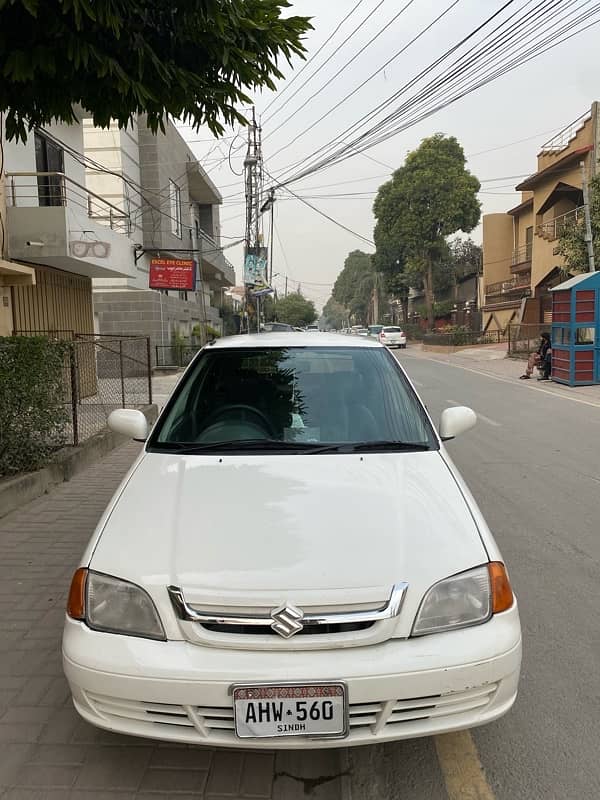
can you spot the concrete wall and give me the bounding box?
[482,213,513,285]
[93,290,223,362]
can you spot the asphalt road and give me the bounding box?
[347,348,600,800]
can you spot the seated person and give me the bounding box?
[520,332,551,380]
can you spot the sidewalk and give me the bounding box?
[0,442,345,800]
[410,343,600,406]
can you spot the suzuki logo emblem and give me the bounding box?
[270,603,304,638]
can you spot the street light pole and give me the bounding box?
[580,161,596,272]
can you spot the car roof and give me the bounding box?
[208,332,382,349]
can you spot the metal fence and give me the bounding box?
[155,343,202,368]
[63,335,152,445]
[507,324,549,358]
[14,331,153,446]
[423,329,508,347]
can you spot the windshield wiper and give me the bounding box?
[150,439,431,455]
[149,439,323,454]
[303,440,431,454]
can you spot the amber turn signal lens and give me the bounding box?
[67,568,88,620]
[488,562,514,613]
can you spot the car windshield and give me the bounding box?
[150,346,437,452]
[383,327,402,333]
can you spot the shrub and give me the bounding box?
[0,337,69,476]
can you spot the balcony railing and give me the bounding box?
[536,206,585,241]
[511,244,532,267]
[538,111,590,154]
[5,171,134,235]
[485,272,531,298]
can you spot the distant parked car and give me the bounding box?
[357,328,369,337]
[368,325,384,338]
[306,324,320,332]
[262,322,294,332]
[380,326,407,349]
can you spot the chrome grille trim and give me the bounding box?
[167,582,409,631]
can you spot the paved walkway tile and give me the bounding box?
[0,443,343,799]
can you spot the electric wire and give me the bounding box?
[271,0,599,189]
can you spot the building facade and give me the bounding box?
[482,102,599,332]
[88,116,235,354]
[1,113,140,336]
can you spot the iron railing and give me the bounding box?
[14,331,152,445]
[5,171,136,235]
[539,111,590,154]
[423,329,508,347]
[485,273,531,298]
[536,206,585,241]
[64,335,152,445]
[507,323,550,358]
[511,243,532,266]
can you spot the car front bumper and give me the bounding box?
[63,606,521,749]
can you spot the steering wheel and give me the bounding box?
[197,403,276,440]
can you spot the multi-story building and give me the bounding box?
[1,112,140,336]
[482,102,599,332]
[87,116,235,354]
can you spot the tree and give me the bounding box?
[0,0,311,142]
[273,292,316,328]
[556,175,600,274]
[322,297,348,330]
[373,135,480,329]
[332,250,375,325]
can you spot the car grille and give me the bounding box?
[85,683,497,742]
[200,621,374,636]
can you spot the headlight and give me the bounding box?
[69,570,166,641]
[412,565,492,637]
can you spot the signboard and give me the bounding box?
[149,258,196,291]
[244,247,268,286]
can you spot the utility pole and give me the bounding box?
[580,161,596,272]
[243,107,264,332]
[285,275,288,297]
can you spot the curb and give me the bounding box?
[0,404,158,520]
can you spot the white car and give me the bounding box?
[63,334,521,749]
[380,326,407,348]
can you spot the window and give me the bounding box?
[169,180,182,237]
[575,327,595,345]
[556,327,570,345]
[525,226,533,261]
[34,133,64,206]
[150,346,437,451]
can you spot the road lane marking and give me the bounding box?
[435,731,496,800]
[403,354,600,409]
[446,400,501,428]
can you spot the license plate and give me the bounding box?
[233,683,347,739]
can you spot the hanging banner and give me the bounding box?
[244,247,268,286]
[149,258,196,291]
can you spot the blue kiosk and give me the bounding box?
[551,272,600,386]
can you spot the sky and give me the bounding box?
[178,0,600,312]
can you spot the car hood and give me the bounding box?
[90,451,488,619]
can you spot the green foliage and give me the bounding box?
[321,297,347,330]
[0,0,311,142]
[272,292,316,327]
[205,324,221,340]
[331,250,375,324]
[373,134,480,328]
[0,337,69,476]
[556,176,600,274]
[413,299,455,320]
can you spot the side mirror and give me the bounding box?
[439,406,477,441]
[108,409,149,441]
